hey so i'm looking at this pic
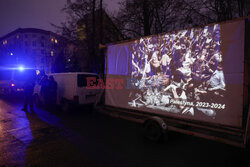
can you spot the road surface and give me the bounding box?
[0,95,249,167]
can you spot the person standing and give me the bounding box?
[48,75,57,111]
[22,70,36,112]
[40,75,50,107]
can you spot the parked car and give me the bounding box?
[0,68,35,95]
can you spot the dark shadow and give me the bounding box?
[24,111,99,167]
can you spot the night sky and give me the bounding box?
[0,0,123,37]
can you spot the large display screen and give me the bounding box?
[104,19,245,127]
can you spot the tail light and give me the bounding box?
[73,95,79,104]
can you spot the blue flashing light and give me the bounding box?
[18,66,24,71]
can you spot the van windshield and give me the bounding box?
[77,74,99,87]
[0,70,12,80]
[13,70,26,81]
[13,70,36,81]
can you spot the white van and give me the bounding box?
[33,72,101,111]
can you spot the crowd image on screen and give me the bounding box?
[128,24,226,117]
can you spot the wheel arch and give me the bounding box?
[143,116,168,132]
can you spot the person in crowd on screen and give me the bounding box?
[193,53,207,82]
[152,88,161,106]
[172,48,183,70]
[191,54,207,98]
[161,52,172,75]
[164,75,182,97]
[131,51,141,77]
[206,63,225,96]
[175,54,193,91]
[207,51,222,72]
[141,88,153,105]
[148,51,161,76]
[140,54,151,79]
[168,86,187,111]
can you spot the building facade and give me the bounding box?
[0,28,66,73]
[74,9,123,73]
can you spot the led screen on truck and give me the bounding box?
[104,19,245,127]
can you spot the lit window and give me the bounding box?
[55,39,58,44]
[51,38,54,42]
[3,40,7,45]
[16,35,19,39]
[51,51,54,56]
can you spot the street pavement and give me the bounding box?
[0,94,249,167]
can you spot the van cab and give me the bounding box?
[0,69,29,95]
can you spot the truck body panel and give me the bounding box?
[100,17,250,147]
[33,72,101,106]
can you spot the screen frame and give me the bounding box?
[104,17,249,129]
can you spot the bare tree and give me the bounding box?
[113,0,180,39]
[52,0,104,72]
[113,0,249,39]
[181,0,249,25]
[52,0,98,41]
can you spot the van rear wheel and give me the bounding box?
[61,99,71,112]
[62,101,70,112]
[34,94,41,107]
[143,120,164,142]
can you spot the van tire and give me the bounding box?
[61,99,70,112]
[34,94,41,107]
[143,120,164,142]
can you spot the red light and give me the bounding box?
[11,83,15,87]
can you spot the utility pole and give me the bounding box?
[100,0,103,44]
[92,0,96,72]
[143,0,150,36]
[92,0,96,42]
[99,0,104,76]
